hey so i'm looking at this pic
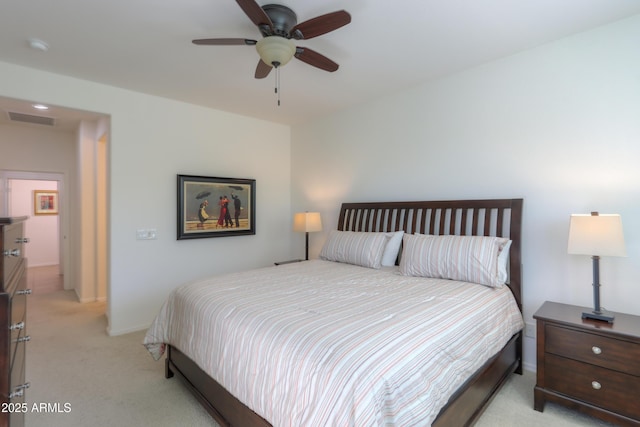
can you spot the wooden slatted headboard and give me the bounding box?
[337,199,524,311]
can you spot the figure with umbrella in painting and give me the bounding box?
[217,196,229,228]
[196,191,211,228]
[228,186,244,228]
[223,195,233,227]
[231,193,242,227]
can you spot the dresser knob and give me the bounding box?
[16,335,31,343]
[8,382,30,399]
[592,381,602,390]
[591,346,602,355]
[16,289,32,296]
[15,237,30,244]
[2,249,20,257]
[8,389,24,399]
[9,321,25,331]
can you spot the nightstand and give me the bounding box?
[534,301,640,426]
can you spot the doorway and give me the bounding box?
[1,172,68,289]
[0,98,110,322]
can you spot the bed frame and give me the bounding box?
[165,198,524,427]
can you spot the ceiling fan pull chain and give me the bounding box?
[275,65,281,106]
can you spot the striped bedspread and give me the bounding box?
[144,260,523,426]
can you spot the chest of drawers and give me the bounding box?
[0,217,30,427]
[534,301,640,426]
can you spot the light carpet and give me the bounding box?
[25,290,614,427]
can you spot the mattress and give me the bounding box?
[144,260,523,426]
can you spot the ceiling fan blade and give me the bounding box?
[192,38,257,46]
[294,47,339,72]
[291,10,351,40]
[255,60,273,79]
[236,0,273,28]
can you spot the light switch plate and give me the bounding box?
[136,229,157,240]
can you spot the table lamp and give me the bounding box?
[567,212,626,323]
[293,212,322,261]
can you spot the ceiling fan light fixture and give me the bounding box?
[256,36,296,67]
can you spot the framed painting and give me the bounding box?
[34,190,59,215]
[177,174,255,240]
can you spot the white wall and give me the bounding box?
[0,124,76,204]
[291,15,640,371]
[0,62,292,335]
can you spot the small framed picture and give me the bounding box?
[34,190,59,215]
[177,174,255,240]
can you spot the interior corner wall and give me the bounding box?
[290,15,640,372]
[76,120,98,302]
[96,132,108,302]
[0,61,292,335]
[96,115,110,304]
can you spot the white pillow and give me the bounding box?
[399,234,510,288]
[381,231,404,266]
[497,239,512,284]
[319,230,388,269]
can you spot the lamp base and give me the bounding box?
[582,310,615,323]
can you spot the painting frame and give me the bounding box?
[34,190,59,216]
[177,174,256,240]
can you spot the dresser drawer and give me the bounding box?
[2,222,25,286]
[546,324,640,376]
[10,266,27,322]
[8,258,28,297]
[545,353,640,420]
[10,336,26,392]
[10,288,28,375]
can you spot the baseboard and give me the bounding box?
[74,289,108,304]
[27,262,59,268]
[75,292,96,304]
[107,322,151,337]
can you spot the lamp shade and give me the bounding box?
[293,212,322,233]
[568,213,626,257]
[256,36,296,67]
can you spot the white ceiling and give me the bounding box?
[1,0,639,129]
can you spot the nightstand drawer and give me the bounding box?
[546,354,640,420]
[546,324,640,376]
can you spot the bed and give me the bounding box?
[145,198,524,426]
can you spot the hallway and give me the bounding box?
[27,265,63,294]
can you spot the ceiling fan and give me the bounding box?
[192,0,351,79]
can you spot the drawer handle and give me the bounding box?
[16,289,32,296]
[9,321,25,331]
[2,249,20,257]
[8,389,24,399]
[592,346,602,355]
[592,381,602,390]
[15,335,31,343]
[9,382,30,399]
[15,237,30,244]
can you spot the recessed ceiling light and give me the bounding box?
[32,104,49,110]
[28,38,49,52]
